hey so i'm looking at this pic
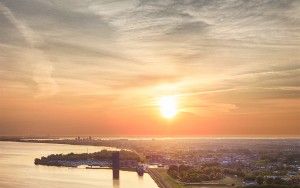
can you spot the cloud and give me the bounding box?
[166,21,210,36]
[39,39,141,64]
[0,2,58,97]
[231,64,300,89]
[0,2,41,46]
[108,73,183,90]
[0,0,299,135]
[0,0,299,98]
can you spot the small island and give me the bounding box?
[34,150,143,169]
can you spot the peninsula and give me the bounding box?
[34,149,142,168]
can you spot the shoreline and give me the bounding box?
[148,168,170,188]
[1,140,299,188]
[0,141,160,188]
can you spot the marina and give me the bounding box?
[0,141,159,188]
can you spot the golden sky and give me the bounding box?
[0,0,299,136]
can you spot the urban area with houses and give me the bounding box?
[1,137,299,188]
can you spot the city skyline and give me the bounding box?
[0,0,299,136]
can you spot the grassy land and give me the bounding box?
[148,168,241,188]
[215,176,243,187]
[149,168,185,188]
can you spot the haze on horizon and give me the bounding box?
[0,0,299,136]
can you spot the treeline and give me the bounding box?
[167,164,300,185]
[260,152,300,165]
[244,175,300,186]
[167,164,228,183]
[34,150,141,166]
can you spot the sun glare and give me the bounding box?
[158,96,178,119]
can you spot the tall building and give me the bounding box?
[112,152,120,179]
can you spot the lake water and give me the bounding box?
[0,142,159,188]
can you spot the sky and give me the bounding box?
[0,0,299,136]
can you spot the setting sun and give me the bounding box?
[158,96,178,119]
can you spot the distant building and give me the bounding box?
[112,152,120,179]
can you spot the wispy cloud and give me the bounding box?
[0,2,57,97]
[0,2,42,46]
[0,0,299,135]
